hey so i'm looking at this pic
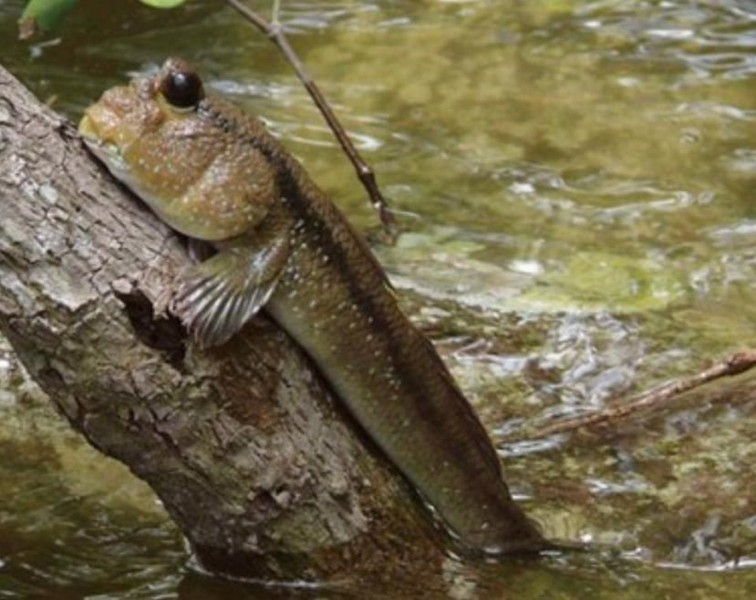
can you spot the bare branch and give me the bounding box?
[225,0,398,242]
[0,60,438,584]
[507,350,756,441]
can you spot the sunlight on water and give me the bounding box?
[0,0,754,597]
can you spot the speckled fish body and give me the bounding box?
[78,59,546,555]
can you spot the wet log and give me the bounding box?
[0,62,448,584]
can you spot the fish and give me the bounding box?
[78,58,548,555]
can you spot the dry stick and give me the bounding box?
[509,350,756,441]
[225,0,398,242]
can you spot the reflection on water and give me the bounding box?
[0,0,755,597]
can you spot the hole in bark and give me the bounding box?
[39,366,65,388]
[114,289,187,371]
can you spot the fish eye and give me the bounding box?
[159,67,204,110]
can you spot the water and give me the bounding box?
[1,0,754,597]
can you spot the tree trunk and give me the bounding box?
[0,63,448,584]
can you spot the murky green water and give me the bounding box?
[1,0,754,597]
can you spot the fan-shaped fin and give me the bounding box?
[171,234,289,347]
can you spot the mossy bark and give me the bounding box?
[0,63,449,584]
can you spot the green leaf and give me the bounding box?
[19,0,77,39]
[138,0,187,8]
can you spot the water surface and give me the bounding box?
[0,0,754,597]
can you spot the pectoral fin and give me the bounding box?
[171,234,289,347]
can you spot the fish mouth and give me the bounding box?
[78,114,132,179]
[77,112,104,147]
[77,113,180,237]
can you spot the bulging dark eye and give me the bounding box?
[159,67,204,109]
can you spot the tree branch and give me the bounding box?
[225,0,398,242]
[505,350,756,442]
[0,62,440,584]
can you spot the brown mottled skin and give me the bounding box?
[79,58,547,555]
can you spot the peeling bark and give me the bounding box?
[0,63,447,584]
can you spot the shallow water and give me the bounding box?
[0,0,754,597]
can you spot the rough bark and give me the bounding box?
[0,63,446,584]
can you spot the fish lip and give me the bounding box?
[78,133,131,178]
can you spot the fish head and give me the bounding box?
[79,58,277,241]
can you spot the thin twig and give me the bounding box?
[508,350,756,441]
[272,0,281,23]
[225,0,398,242]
